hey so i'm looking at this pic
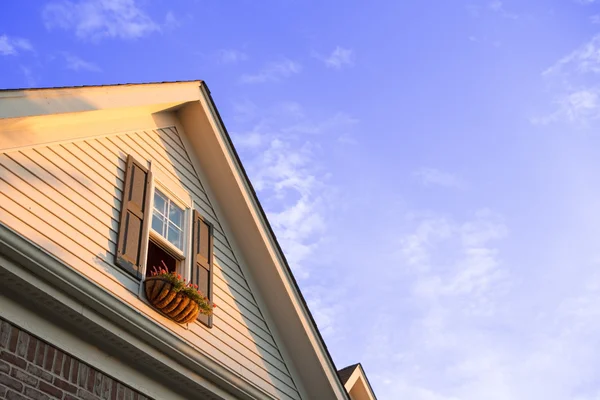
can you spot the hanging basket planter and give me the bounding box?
[144,277,200,323]
[144,264,216,324]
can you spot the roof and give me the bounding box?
[338,363,360,385]
[0,80,202,92]
[337,363,378,400]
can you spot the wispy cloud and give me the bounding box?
[42,0,161,41]
[240,59,301,83]
[216,49,248,64]
[535,34,600,125]
[365,210,512,399]
[413,168,466,189]
[543,34,600,76]
[63,53,102,72]
[323,46,354,69]
[532,89,600,125]
[488,1,519,19]
[0,35,33,56]
[231,100,357,278]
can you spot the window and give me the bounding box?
[116,154,214,327]
[146,188,187,278]
[151,189,184,251]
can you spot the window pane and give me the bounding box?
[153,190,167,216]
[167,222,183,250]
[152,210,165,235]
[169,202,184,229]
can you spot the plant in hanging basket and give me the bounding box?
[144,261,216,324]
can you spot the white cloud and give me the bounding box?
[535,34,600,125]
[216,49,248,64]
[240,59,301,83]
[42,0,160,41]
[533,89,600,125]
[413,168,465,189]
[0,35,33,56]
[322,46,354,69]
[230,100,358,279]
[543,34,600,76]
[63,53,102,72]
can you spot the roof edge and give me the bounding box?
[199,81,350,399]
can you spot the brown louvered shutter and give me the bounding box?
[116,155,153,279]
[191,210,214,327]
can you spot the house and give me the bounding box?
[338,364,377,400]
[0,81,376,400]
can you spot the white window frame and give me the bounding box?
[139,164,194,282]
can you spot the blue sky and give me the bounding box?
[4,0,600,398]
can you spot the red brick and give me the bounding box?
[69,359,79,384]
[6,390,28,400]
[26,337,38,362]
[116,383,125,400]
[7,326,19,353]
[10,368,38,386]
[24,386,52,400]
[15,332,29,358]
[100,374,112,399]
[43,346,55,371]
[87,368,96,392]
[0,321,10,348]
[77,363,89,387]
[53,351,63,375]
[0,352,27,369]
[0,373,24,392]
[0,360,9,374]
[93,372,103,396]
[64,395,79,400]
[54,376,77,394]
[26,365,53,383]
[62,355,72,379]
[38,381,63,398]
[110,379,118,400]
[34,342,45,366]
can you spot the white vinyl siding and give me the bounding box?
[0,126,301,400]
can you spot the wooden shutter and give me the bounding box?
[116,155,153,279]
[191,210,214,327]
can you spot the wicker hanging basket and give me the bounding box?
[144,276,200,324]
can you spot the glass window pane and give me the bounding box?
[153,190,167,216]
[167,222,182,250]
[152,210,165,235]
[169,202,184,229]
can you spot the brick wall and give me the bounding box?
[0,318,151,400]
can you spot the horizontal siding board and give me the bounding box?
[1,152,120,232]
[43,145,123,208]
[30,147,122,215]
[0,166,117,249]
[0,194,137,292]
[0,126,300,400]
